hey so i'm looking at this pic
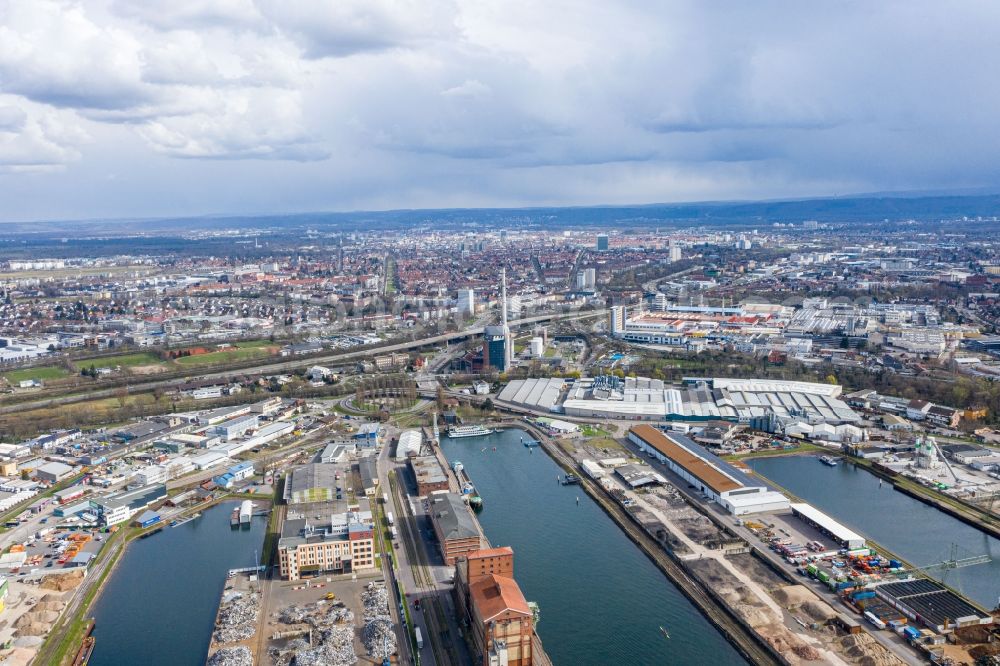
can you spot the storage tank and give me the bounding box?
[530,337,544,357]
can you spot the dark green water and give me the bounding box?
[89,501,266,665]
[748,455,1000,609]
[441,429,747,665]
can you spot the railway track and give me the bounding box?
[0,311,603,417]
[388,470,458,666]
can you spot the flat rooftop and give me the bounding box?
[876,578,990,626]
[285,463,338,500]
[410,456,448,488]
[789,502,865,547]
[630,425,755,495]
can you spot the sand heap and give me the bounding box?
[840,633,905,666]
[14,611,59,636]
[39,570,84,591]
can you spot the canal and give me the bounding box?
[89,501,267,666]
[748,455,1000,610]
[441,428,747,665]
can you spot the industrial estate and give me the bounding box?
[0,206,999,666]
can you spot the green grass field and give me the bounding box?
[95,352,163,367]
[2,365,70,383]
[581,424,612,437]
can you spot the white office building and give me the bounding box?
[457,289,476,315]
[609,306,626,337]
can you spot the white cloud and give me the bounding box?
[137,89,328,160]
[1,0,1000,219]
[0,98,89,171]
[0,105,27,132]
[111,0,265,31]
[255,0,459,58]
[441,79,491,99]
[0,2,153,111]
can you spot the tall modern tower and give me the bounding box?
[609,305,626,338]
[484,268,514,371]
[457,288,476,315]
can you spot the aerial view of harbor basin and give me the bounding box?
[3,2,1000,666]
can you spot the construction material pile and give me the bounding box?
[214,590,260,644]
[207,646,253,666]
[270,600,358,666]
[286,625,356,666]
[840,633,905,666]
[39,570,84,591]
[278,602,354,629]
[361,582,396,660]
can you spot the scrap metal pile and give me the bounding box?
[214,590,261,644]
[270,600,357,666]
[361,582,396,660]
[207,646,253,666]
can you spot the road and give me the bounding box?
[31,523,129,666]
[0,310,604,416]
[377,431,471,666]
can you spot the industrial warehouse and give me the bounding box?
[627,425,790,515]
[789,502,866,550]
[872,579,993,633]
[499,376,862,431]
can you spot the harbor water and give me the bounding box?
[441,428,747,665]
[748,455,1000,610]
[88,501,267,666]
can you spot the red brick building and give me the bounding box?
[455,547,538,666]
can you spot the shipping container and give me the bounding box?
[864,611,886,630]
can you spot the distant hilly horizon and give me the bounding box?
[4,189,1000,235]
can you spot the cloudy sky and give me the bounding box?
[1,0,998,222]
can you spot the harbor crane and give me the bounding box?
[973,490,1000,523]
[911,543,990,577]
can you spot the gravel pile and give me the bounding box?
[207,646,253,666]
[361,583,396,659]
[214,591,260,644]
